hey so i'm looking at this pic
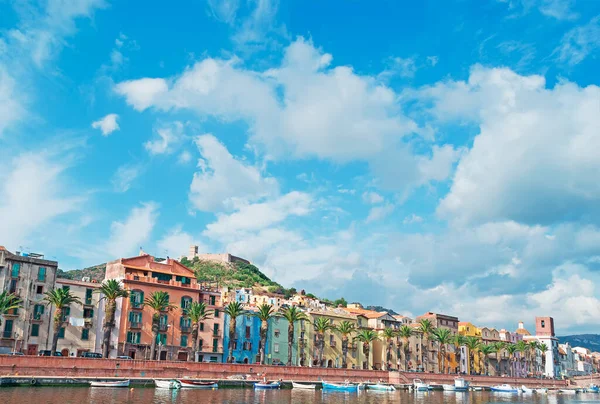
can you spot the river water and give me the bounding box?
[0,387,597,403]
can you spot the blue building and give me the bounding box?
[223,313,262,364]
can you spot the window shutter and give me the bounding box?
[129,312,133,322]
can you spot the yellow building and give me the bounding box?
[458,321,482,374]
[458,321,481,337]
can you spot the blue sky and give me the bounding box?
[1,0,600,334]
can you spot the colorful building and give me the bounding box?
[265,316,300,365]
[105,253,224,361]
[222,312,261,363]
[416,312,459,373]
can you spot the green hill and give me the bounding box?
[57,263,106,282]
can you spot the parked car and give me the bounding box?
[81,352,102,358]
[7,352,25,356]
[38,350,62,356]
[116,356,133,360]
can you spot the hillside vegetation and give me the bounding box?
[57,264,106,282]
[559,334,600,351]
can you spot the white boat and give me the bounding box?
[471,386,483,391]
[292,381,317,390]
[442,384,456,391]
[90,380,130,388]
[368,383,396,391]
[558,389,578,394]
[534,388,548,394]
[521,385,533,394]
[155,379,180,389]
[413,379,430,392]
[179,380,218,389]
[490,384,519,393]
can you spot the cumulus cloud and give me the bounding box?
[144,121,185,155]
[189,134,278,212]
[106,202,158,257]
[379,56,417,79]
[91,113,119,136]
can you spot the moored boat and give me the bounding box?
[179,380,218,389]
[254,381,281,389]
[322,381,360,392]
[90,380,130,388]
[413,379,430,392]
[521,385,533,394]
[558,388,578,394]
[367,383,396,391]
[442,384,456,391]
[154,379,180,389]
[453,377,469,392]
[588,384,600,393]
[490,384,519,393]
[534,388,548,394]
[292,381,317,390]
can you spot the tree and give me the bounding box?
[254,304,275,365]
[95,280,129,358]
[492,341,507,374]
[333,297,348,308]
[381,328,396,370]
[355,329,379,370]
[397,325,413,371]
[451,334,466,374]
[506,343,518,377]
[528,340,539,376]
[335,321,356,369]
[223,301,245,363]
[281,306,307,366]
[144,291,176,360]
[431,328,453,374]
[538,342,548,376]
[313,317,332,367]
[464,336,481,374]
[0,291,21,329]
[417,319,436,372]
[479,344,497,375]
[187,301,213,362]
[43,288,82,355]
[516,340,529,376]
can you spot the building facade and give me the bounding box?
[416,312,459,373]
[0,247,58,355]
[222,312,261,363]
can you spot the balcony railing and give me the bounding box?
[32,313,43,321]
[84,318,93,328]
[158,324,169,332]
[129,322,142,329]
[330,341,337,347]
[1,331,15,339]
[4,309,18,317]
[181,326,192,333]
[213,330,222,337]
[131,301,143,309]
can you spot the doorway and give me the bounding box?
[128,350,136,359]
[159,351,168,361]
[26,344,38,356]
[177,352,188,361]
[61,349,69,357]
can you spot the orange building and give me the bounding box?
[105,253,224,362]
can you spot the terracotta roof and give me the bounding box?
[409,323,421,329]
[0,246,6,251]
[122,255,194,277]
[559,347,567,355]
[458,322,472,326]
[343,307,388,319]
[515,328,531,336]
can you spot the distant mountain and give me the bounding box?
[57,263,106,282]
[558,334,600,351]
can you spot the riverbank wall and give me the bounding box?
[0,356,568,388]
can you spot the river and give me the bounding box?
[0,387,597,403]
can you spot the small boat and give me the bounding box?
[534,388,548,394]
[90,380,130,388]
[521,385,533,394]
[322,381,360,392]
[490,384,519,393]
[292,381,317,390]
[588,384,600,393]
[368,383,396,391]
[254,381,281,389]
[471,386,483,391]
[413,379,430,392]
[179,380,218,389]
[155,379,181,389]
[453,377,469,392]
[443,384,456,391]
[558,389,578,394]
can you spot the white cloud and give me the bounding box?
[207,0,241,24]
[144,121,185,155]
[157,226,207,258]
[379,56,417,79]
[362,191,384,204]
[91,113,119,136]
[414,65,600,225]
[178,150,192,164]
[0,152,82,250]
[106,202,158,257]
[0,65,25,136]
[115,78,168,111]
[426,56,439,67]
[366,203,395,223]
[555,15,600,66]
[403,214,423,224]
[499,0,578,20]
[189,134,278,212]
[111,164,142,192]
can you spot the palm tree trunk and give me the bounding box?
[259,321,267,365]
[441,345,445,374]
[342,336,348,369]
[150,315,158,360]
[228,317,236,363]
[51,310,61,355]
[102,299,116,358]
[404,344,409,371]
[190,323,199,362]
[364,343,370,370]
[287,323,294,366]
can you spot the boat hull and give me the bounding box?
[254,382,281,389]
[491,387,519,393]
[179,380,218,389]
[322,382,359,392]
[292,382,316,390]
[90,380,130,388]
[155,380,180,389]
[368,384,396,391]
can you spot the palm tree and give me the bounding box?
[451,334,465,374]
[528,340,539,376]
[95,280,129,358]
[431,328,453,374]
[335,320,356,369]
[464,336,481,374]
[254,304,275,365]
[187,301,213,362]
[0,291,21,329]
[43,288,82,355]
[538,342,548,376]
[397,325,413,371]
[313,317,332,367]
[417,319,436,372]
[355,329,379,370]
[479,344,496,375]
[281,306,307,366]
[492,341,507,374]
[506,343,518,377]
[516,340,529,377]
[223,301,245,363]
[381,327,396,370]
[144,291,176,360]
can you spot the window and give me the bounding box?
[85,289,93,305]
[233,340,238,350]
[81,328,89,340]
[83,308,94,319]
[62,285,70,292]
[36,285,44,295]
[156,333,167,345]
[181,296,192,311]
[541,320,545,328]
[11,263,20,278]
[274,329,280,338]
[181,335,188,347]
[245,326,251,339]
[330,334,335,345]
[128,311,142,323]
[130,290,144,308]
[152,272,172,282]
[4,319,13,334]
[58,327,65,339]
[200,322,205,331]
[180,316,191,328]
[175,276,191,285]
[214,310,219,318]
[61,307,71,322]
[38,267,46,282]
[127,331,141,344]
[243,341,252,351]
[274,343,279,353]
[31,324,40,337]
[213,323,219,335]
[33,304,45,320]
[212,338,218,353]
[159,314,168,327]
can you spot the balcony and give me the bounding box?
[84,299,93,306]
[4,309,18,317]
[330,341,337,348]
[32,313,44,322]
[158,324,169,332]
[129,322,142,329]
[1,331,15,339]
[84,318,93,328]
[131,302,143,310]
[181,326,192,333]
[213,330,222,337]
